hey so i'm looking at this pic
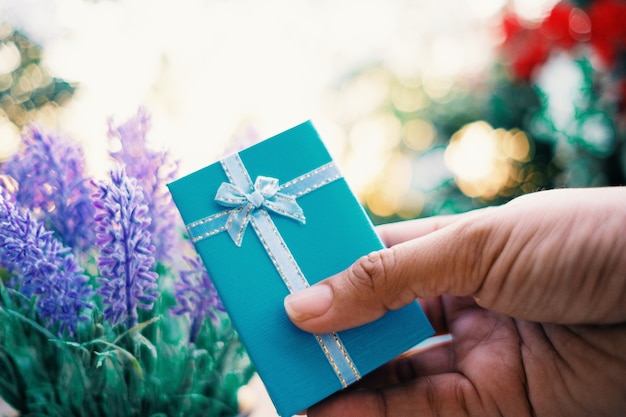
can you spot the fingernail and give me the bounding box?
[284,285,333,322]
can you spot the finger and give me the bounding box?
[354,296,478,390]
[377,209,489,247]
[354,337,454,390]
[284,211,496,333]
[308,373,484,417]
[376,214,462,247]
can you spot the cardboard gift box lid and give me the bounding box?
[168,121,434,416]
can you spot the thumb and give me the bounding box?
[284,214,495,334]
[285,187,626,334]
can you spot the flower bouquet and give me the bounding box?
[0,109,254,416]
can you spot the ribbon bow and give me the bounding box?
[215,176,305,246]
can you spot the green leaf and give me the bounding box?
[1,308,56,340]
[48,339,91,356]
[112,315,161,345]
[134,333,157,359]
[89,340,143,379]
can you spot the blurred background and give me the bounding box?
[0,0,624,222]
[1,1,625,415]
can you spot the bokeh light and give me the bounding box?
[0,115,20,161]
[1,0,623,226]
[402,118,436,152]
[365,150,413,218]
[445,121,532,199]
[513,0,562,21]
[0,23,74,153]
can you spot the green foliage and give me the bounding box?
[0,268,254,417]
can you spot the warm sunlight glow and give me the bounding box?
[0,115,20,161]
[445,121,531,199]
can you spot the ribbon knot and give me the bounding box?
[247,190,265,208]
[215,175,305,246]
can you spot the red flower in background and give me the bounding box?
[500,0,626,79]
[499,0,626,115]
[540,2,585,49]
[588,0,626,67]
[500,2,589,79]
[501,13,550,79]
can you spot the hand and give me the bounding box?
[284,187,626,416]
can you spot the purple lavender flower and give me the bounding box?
[171,255,224,343]
[0,195,93,336]
[107,109,180,262]
[0,125,95,252]
[92,166,158,328]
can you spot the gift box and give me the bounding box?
[168,121,434,416]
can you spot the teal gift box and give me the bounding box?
[168,121,434,416]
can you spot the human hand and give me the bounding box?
[284,187,626,416]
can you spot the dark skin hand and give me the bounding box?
[284,187,626,416]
